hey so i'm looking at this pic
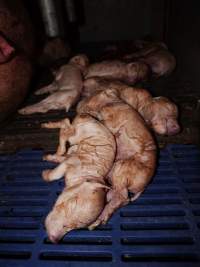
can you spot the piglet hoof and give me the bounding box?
[43,155,48,161]
[18,108,26,115]
[130,191,143,202]
[42,170,51,182]
[43,154,53,161]
[102,219,108,225]
[65,106,70,112]
[41,123,48,128]
[48,234,60,244]
[18,107,36,115]
[35,89,46,95]
[88,219,101,230]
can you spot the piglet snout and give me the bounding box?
[49,234,60,244]
[167,120,180,135]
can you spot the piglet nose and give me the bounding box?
[167,124,180,135]
[49,234,60,244]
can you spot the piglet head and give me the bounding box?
[127,61,150,84]
[69,54,89,72]
[77,87,119,116]
[0,33,15,63]
[150,97,180,136]
[45,181,107,243]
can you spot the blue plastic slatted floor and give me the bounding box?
[0,144,200,267]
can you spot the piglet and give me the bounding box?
[42,114,116,242]
[19,54,89,114]
[123,41,176,77]
[77,89,157,228]
[85,60,149,85]
[83,78,180,136]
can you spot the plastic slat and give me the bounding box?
[0,144,199,266]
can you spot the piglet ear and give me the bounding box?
[0,34,15,63]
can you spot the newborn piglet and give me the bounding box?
[118,84,180,136]
[83,77,180,136]
[123,40,176,77]
[77,89,157,228]
[18,54,89,114]
[85,59,149,85]
[42,114,116,242]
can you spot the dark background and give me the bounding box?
[24,0,200,94]
[0,0,199,153]
[78,0,200,94]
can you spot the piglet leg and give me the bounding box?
[18,98,54,114]
[56,127,74,156]
[35,82,58,95]
[43,161,67,182]
[43,154,66,163]
[42,119,74,159]
[88,188,129,229]
[41,119,70,129]
[19,90,78,114]
[18,92,61,114]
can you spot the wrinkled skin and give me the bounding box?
[123,41,176,77]
[82,77,106,98]
[42,114,116,242]
[18,54,89,115]
[77,89,156,228]
[138,96,180,136]
[45,181,106,243]
[82,77,180,136]
[118,85,180,136]
[85,60,149,85]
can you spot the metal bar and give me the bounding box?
[64,0,76,23]
[38,0,60,37]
